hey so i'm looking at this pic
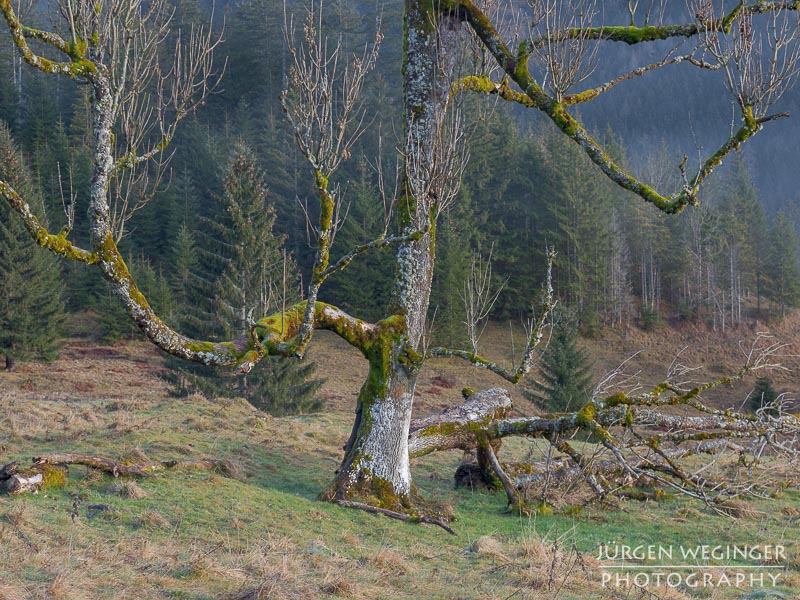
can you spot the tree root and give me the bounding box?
[334,500,457,535]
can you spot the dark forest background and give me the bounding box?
[3,0,800,367]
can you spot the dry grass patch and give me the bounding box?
[673,505,704,522]
[781,505,800,517]
[506,534,610,596]
[716,499,759,519]
[105,480,147,499]
[470,535,509,562]
[367,546,413,575]
[0,583,26,600]
[135,509,170,530]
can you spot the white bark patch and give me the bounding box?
[354,356,417,497]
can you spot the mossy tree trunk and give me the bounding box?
[322,0,450,507]
[324,321,418,505]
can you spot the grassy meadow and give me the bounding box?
[1,320,799,599]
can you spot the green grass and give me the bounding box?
[1,369,799,598]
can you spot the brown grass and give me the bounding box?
[0,584,26,600]
[716,499,760,519]
[105,480,147,499]
[2,320,800,599]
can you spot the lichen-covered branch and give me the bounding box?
[320,229,427,280]
[443,0,795,214]
[520,2,800,50]
[0,0,97,78]
[562,55,722,106]
[0,181,97,263]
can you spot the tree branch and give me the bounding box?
[448,0,794,214]
[563,55,722,106]
[0,180,97,263]
[0,0,96,78]
[319,228,427,281]
[426,248,555,383]
[520,2,800,51]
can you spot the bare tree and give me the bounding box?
[462,244,506,355]
[3,0,800,522]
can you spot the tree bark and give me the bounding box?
[321,0,451,508]
[322,322,418,506]
[408,388,512,458]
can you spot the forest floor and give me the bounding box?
[0,315,799,599]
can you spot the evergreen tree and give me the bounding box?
[166,145,323,415]
[213,145,292,340]
[524,309,594,413]
[246,357,323,416]
[464,111,551,318]
[749,376,778,413]
[0,122,65,368]
[428,186,481,346]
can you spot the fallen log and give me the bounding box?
[32,453,239,478]
[1,453,240,495]
[33,453,156,477]
[1,461,68,495]
[408,388,512,458]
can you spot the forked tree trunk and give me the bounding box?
[322,0,446,509]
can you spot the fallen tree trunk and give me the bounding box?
[408,387,512,458]
[404,378,800,513]
[33,453,156,477]
[2,453,241,495]
[31,453,239,478]
[1,461,68,495]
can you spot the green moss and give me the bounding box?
[17,464,67,490]
[576,402,596,427]
[65,39,88,60]
[604,392,628,407]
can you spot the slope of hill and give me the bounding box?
[0,317,798,599]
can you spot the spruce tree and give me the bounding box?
[749,377,778,413]
[524,309,593,413]
[166,145,323,415]
[0,122,65,368]
[212,145,289,340]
